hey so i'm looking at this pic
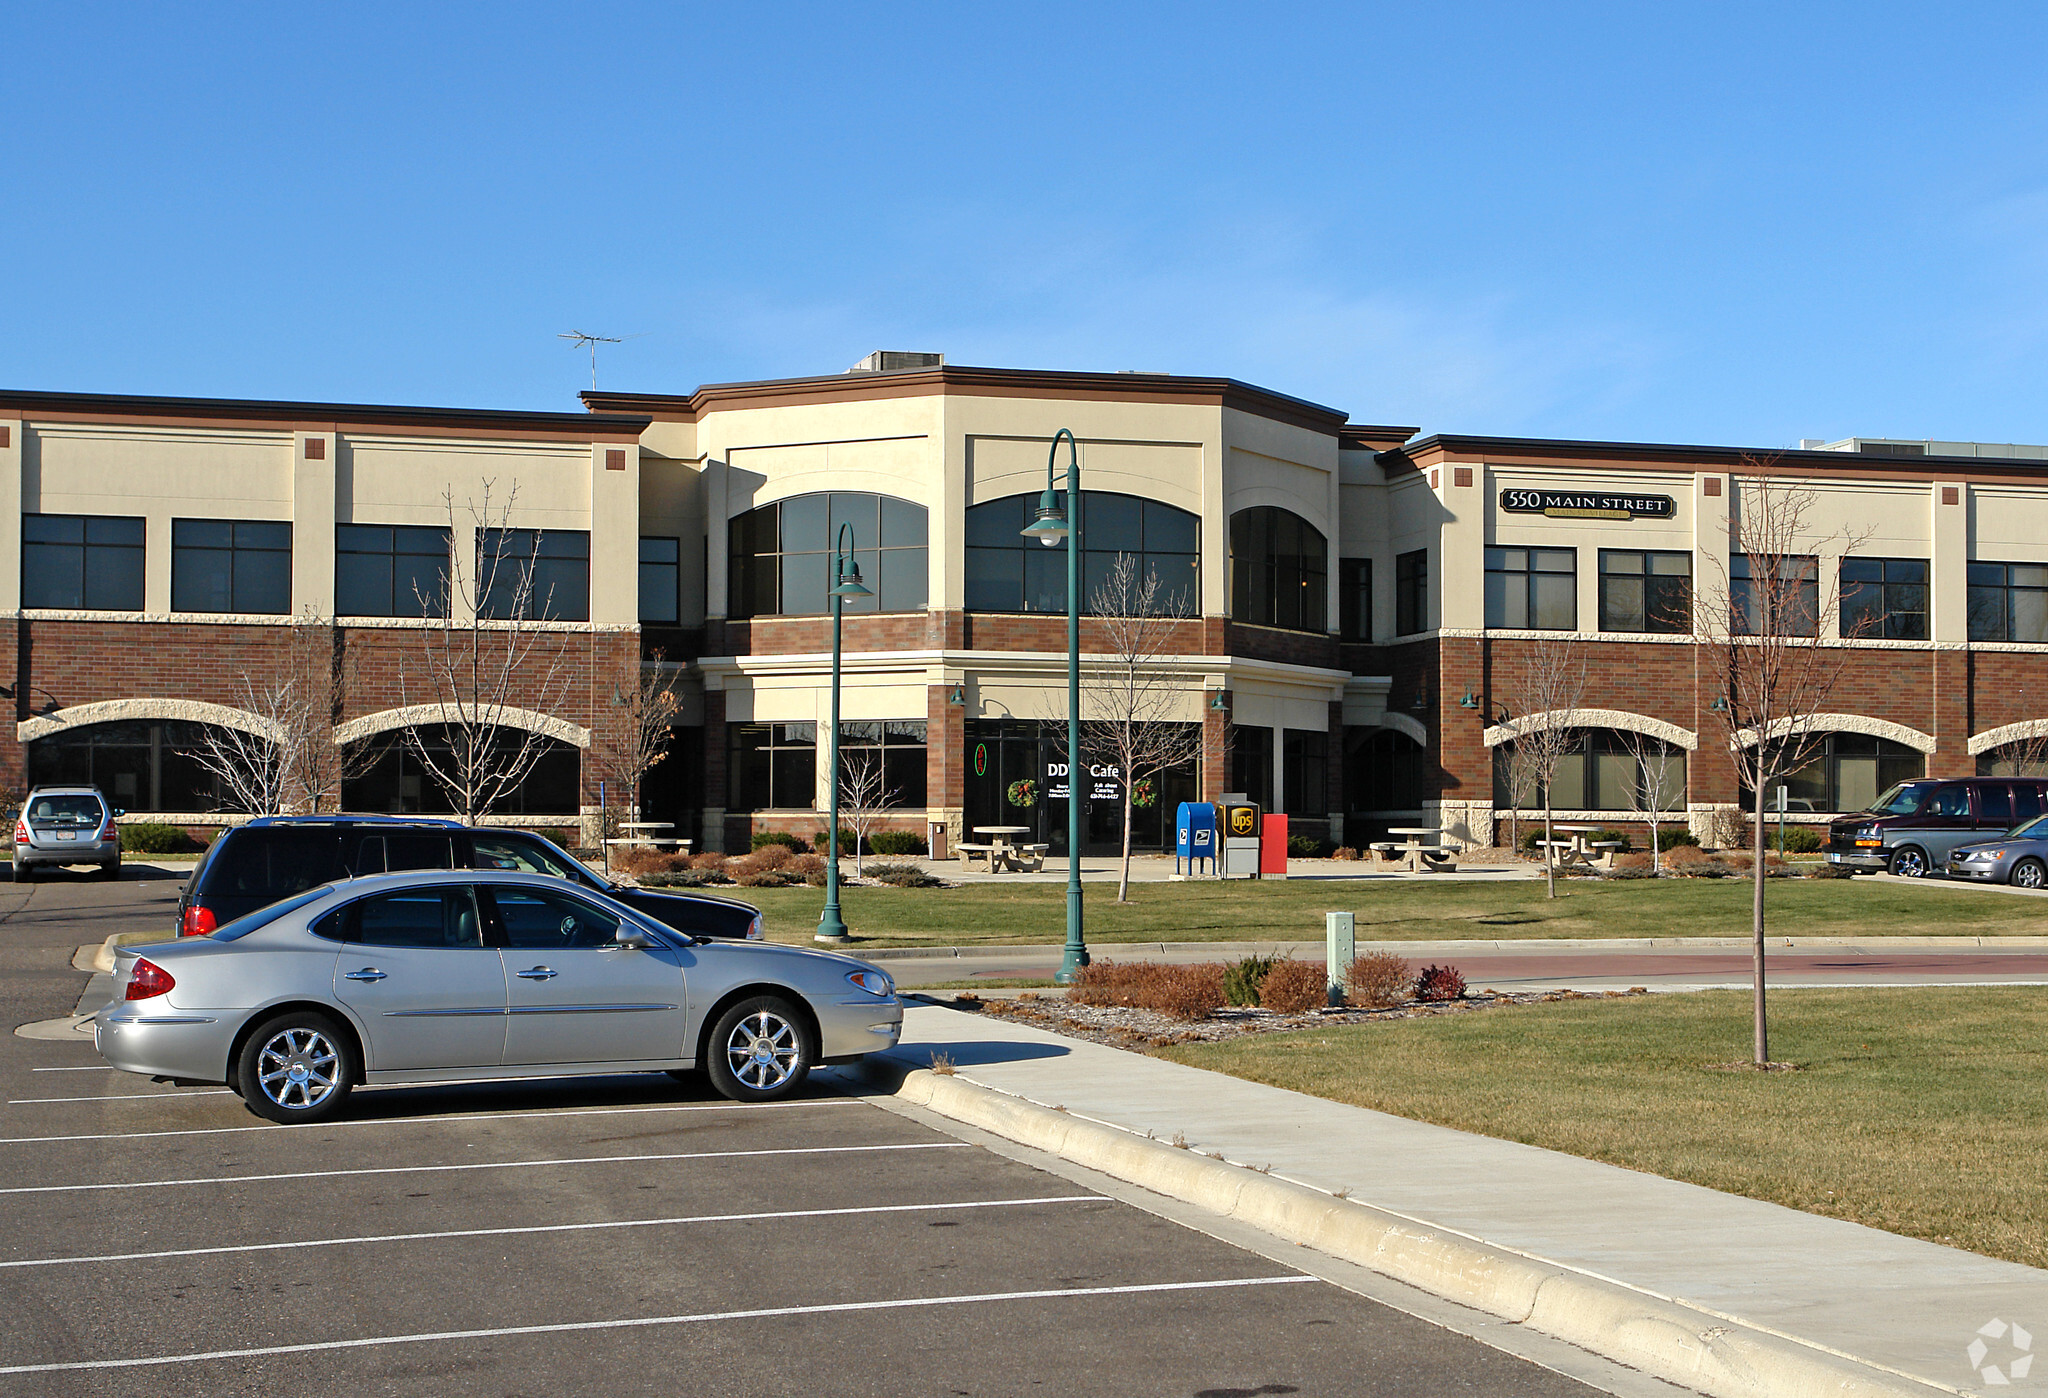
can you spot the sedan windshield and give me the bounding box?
[2009,815,2048,840]
[1865,783,1932,816]
[211,887,337,941]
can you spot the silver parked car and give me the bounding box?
[13,784,121,880]
[1947,814,2048,888]
[97,869,902,1124]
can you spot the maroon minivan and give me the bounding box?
[1826,778,2048,877]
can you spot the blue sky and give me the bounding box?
[4,3,2046,446]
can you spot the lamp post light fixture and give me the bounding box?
[816,522,872,944]
[1019,428,1088,984]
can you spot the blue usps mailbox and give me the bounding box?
[1175,801,1217,876]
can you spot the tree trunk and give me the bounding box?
[1118,788,1134,903]
[1753,777,1769,1065]
[1542,797,1556,899]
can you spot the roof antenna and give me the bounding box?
[558,330,644,390]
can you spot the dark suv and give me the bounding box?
[176,816,762,940]
[1825,778,2048,877]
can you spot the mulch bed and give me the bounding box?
[938,986,1652,1053]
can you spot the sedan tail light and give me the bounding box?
[181,904,217,937]
[125,959,175,1001]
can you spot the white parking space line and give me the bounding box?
[9,1090,236,1104]
[0,1140,971,1196]
[0,1194,1105,1269]
[0,1275,1317,1375]
[0,1096,858,1145]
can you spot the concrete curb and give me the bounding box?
[874,1064,1946,1398]
[855,934,2048,961]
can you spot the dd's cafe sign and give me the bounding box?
[1500,488,1676,521]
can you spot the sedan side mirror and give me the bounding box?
[615,927,652,950]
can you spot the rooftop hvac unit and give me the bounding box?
[847,351,945,374]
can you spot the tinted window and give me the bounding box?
[478,529,590,621]
[1978,784,2014,826]
[472,831,591,883]
[639,537,680,623]
[489,886,622,949]
[22,514,145,611]
[343,887,485,948]
[353,834,457,874]
[172,519,292,614]
[1926,786,1971,819]
[202,830,347,901]
[730,492,930,617]
[2017,786,2043,823]
[1868,782,1931,815]
[336,524,450,618]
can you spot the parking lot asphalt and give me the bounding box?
[1,872,1615,1397]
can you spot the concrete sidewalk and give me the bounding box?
[878,1001,2046,1395]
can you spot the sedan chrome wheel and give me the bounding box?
[256,1026,341,1111]
[725,1010,800,1091]
[2015,858,2046,890]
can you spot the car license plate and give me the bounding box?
[55,831,74,841]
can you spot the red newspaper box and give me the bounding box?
[1260,813,1288,878]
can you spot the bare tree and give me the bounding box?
[1082,553,1205,903]
[1496,638,1588,899]
[1499,739,1539,862]
[593,656,684,831]
[1698,463,1873,1065]
[1616,728,1685,876]
[400,482,573,824]
[835,746,900,880]
[190,676,295,816]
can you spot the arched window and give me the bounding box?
[728,493,927,618]
[341,725,581,815]
[25,720,245,812]
[1749,733,1923,812]
[1979,741,2048,779]
[1493,730,1688,812]
[964,491,1199,615]
[1230,506,1326,632]
[1345,728,1429,813]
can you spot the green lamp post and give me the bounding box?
[1019,428,1088,983]
[816,521,872,944]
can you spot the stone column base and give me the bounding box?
[1687,803,1743,848]
[700,808,728,854]
[1426,800,1496,848]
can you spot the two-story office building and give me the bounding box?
[4,361,2047,852]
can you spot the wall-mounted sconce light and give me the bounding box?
[1710,696,1730,712]
[1409,692,1431,711]
[1209,691,1230,712]
[948,685,966,706]
[1458,691,1480,709]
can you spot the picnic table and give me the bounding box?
[604,821,691,858]
[1372,826,1460,872]
[957,825,1047,873]
[1539,825,1619,869]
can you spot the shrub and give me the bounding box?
[1764,825,1823,854]
[1663,843,1709,868]
[866,861,941,888]
[749,842,793,871]
[1287,833,1333,858]
[1803,862,1856,879]
[611,846,691,876]
[641,868,732,888]
[1345,951,1411,1007]
[869,830,929,857]
[690,851,729,872]
[1223,952,1278,1007]
[814,827,860,857]
[1603,863,1657,879]
[1518,827,1548,855]
[1414,963,1466,1002]
[118,822,198,854]
[734,868,800,888]
[1067,959,1226,1019]
[1653,828,1702,849]
[1331,846,1362,861]
[785,852,828,886]
[1259,959,1328,1013]
[751,830,808,853]
[1611,850,1653,871]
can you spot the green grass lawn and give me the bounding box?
[745,875,2045,949]
[1161,987,2048,1268]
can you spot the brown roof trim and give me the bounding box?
[0,389,650,442]
[584,365,1352,434]
[1384,433,2048,485]
[1339,424,1419,450]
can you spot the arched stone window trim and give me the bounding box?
[333,705,591,750]
[1968,720,2048,757]
[1370,712,1430,747]
[18,698,284,745]
[1484,708,1697,751]
[1730,713,1936,754]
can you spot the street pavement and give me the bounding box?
[0,868,1621,1395]
[881,1001,2048,1396]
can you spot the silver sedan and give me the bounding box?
[1947,815,2048,888]
[95,868,903,1124]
